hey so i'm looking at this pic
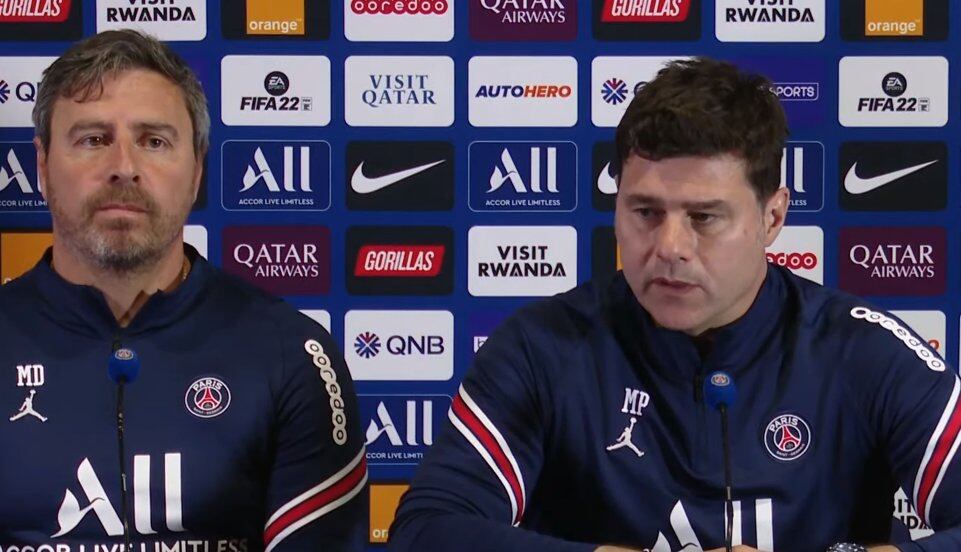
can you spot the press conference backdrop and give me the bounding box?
[0,0,955,546]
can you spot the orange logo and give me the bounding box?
[0,231,52,284]
[865,0,923,36]
[369,484,408,544]
[246,0,304,35]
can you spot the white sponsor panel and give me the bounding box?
[894,487,934,540]
[839,57,948,128]
[766,226,823,284]
[344,56,454,127]
[300,309,332,333]
[469,56,578,127]
[468,226,577,297]
[221,56,331,127]
[97,0,207,41]
[344,310,453,381]
[183,225,207,259]
[592,56,685,128]
[716,0,824,42]
[890,310,946,357]
[0,57,56,127]
[344,0,453,42]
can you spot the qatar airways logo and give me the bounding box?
[601,0,690,22]
[222,226,330,295]
[0,0,70,22]
[839,227,946,296]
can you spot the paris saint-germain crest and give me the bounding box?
[185,377,232,419]
[764,413,811,461]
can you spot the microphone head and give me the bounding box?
[108,347,140,384]
[703,371,737,411]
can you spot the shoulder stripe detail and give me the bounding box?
[849,307,946,372]
[449,384,526,525]
[915,377,961,526]
[264,448,368,552]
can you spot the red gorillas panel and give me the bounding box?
[0,0,71,22]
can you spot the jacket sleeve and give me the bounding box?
[845,307,961,551]
[263,314,367,552]
[388,314,596,552]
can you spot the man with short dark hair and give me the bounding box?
[0,30,366,550]
[389,58,961,552]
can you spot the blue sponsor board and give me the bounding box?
[221,140,331,211]
[468,310,510,356]
[0,142,45,213]
[469,141,577,212]
[360,394,452,466]
[733,57,826,128]
[781,141,824,213]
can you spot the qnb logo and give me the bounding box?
[354,333,446,358]
[858,72,928,113]
[105,1,198,23]
[849,243,935,279]
[771,82,819,102]
[724,2,815,23]
[365,400,435,447]
[355,245,445,277]
[601,78,629,105]
[0,81,9,104]
[0,79,37,105]
[602,0,689,22]
[0,0,69,22]
[241,146,312,193]
[351,0,449,14]
[363,74,436,108]
[0,148,31,194]
[766,251,818,270]
[233,243,321,278]
[475,84,572,99]
[52,455,185,538]
[489,147,558,194]
[479,244,568,278]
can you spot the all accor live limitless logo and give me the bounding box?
[601,0,690,22]
[0,0,70,22]
[355,245,445,277]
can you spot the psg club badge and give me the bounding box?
[764,413,812,462]
[185,377,232,419]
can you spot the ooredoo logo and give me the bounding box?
[350,0,448,14]
[839,227,946,296]
[222,226,331,296]
[0,0,70,21]
[889,310,946,357]
[766,226,823,284]
[601,0,690,22]
[345,0,453,41]
[469,56,577,127]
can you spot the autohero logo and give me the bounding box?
[779,141,824,212]
[222,56,330,126]
[839,57,947,127]
[345,56,454,127]
[889,311,946,356]
[346,226,454,295]
[468,226,577,297]
[0,0,70,21]
[469,141,577,212]
[97,0,207,41]
[839,227,946,296]
[469,56,577,127]
[0,57,54,127]
[222,226,330,296]
[346,0,453,41]
[839,142,946,212]
[470,0,576,41]
[221,140,331,212]
[346,141,454,211]
[766,226,823,284]
[360,394,451,465]
[344,310,453,381]
[591,57,682,127]
[601,0,691,22]
[0,142,46,212]
[716,0,824,42]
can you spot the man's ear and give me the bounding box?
[33,137,47,199]
[763,186,789,248]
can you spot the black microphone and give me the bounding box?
[108,346,140,552]
[703,371,738,552]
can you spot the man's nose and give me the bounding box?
[107,140,140,185]
[653,215,694,263]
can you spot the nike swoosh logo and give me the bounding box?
[597,162,617,195]
[844,159,938,195]
[351,159,446,194]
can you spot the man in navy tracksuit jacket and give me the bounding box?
[0,30,365,550]
[390,59,961,551]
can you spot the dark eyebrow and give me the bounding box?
[66,120,179,140]
[624,193,728,211]
[66,120,112,138]
[136,122,179,139]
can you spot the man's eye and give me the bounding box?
[80,136,105,147]
[144,137,168,149]
[690,212,716,224]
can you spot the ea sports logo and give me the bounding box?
[185,377,232,419]
[764,414,812,461]
[882,72,907,97]
[264,71,290,97]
